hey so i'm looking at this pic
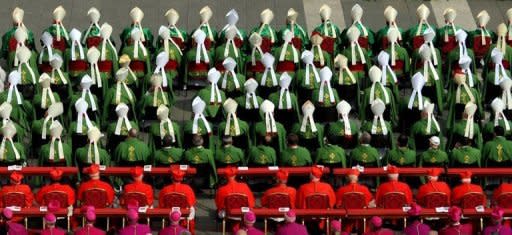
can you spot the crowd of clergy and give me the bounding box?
[1,1,512,234]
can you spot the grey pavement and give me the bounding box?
[2,0,512,234]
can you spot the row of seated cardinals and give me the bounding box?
[3,164,511,234]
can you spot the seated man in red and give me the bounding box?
[336,168,373,233]
[0,172,34,208]
[451,171,486,207]
[77,164,115,207]
[159,166,196,233]
[296,165,336,209]
[375,165,413,207]
[261,169,296,208]
[440,206,473,235]
[36,169,75,207]
[335,168,373,208]
[121,166,154,207]
[416,168,451,207]
[493,181,512,206]
[215,166,255,233]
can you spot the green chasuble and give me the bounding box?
[247,145,276,166]
[349,144,380,167]
[483,69,512,103]
[468,28,496,56]
[312,20,342,54]
[2,26,36,59]
[0,140,25,165]
[183,146,217,187]
[215,145,245,165]
[7,48,38,71]
[119,25,154,51]
[82,24,100,46]
[446,86,482,130]
[253,121,286,153]
[64,46,88,78]
[214,44,244,72]
[409,118,443,150]
[268,91,300,120]
[311,45,333,70]
[156,26,188,49]
[272,43,301,76]
[217,27,247,50]
[69,93,100,122]
[375,25,404,49]
[192,24,218,49]
[39,140,72,166]
[250,24,277,48]
[295,66,320,94]
[446,49,477,80]
[114,138,151,164]
[360,120,396,149]
[279,146,312,167]
[483,119,512,140]
[405,24,435,51]
[384,147,416,166]
[340,23,375,52]
[183,47,214,86]
[137,90,172,118]
[419,148,449,167]
[33,92,61,115]
[154,45,182,84]
[312,87,340,108]
[384,45,410,78]
[361,85,398,127]
[326,120,359,145]
[120,45,152,79]
[218,71,246,96]
[411,65,444,110]
[75,144,111,166]
[234,94,264,121]
[148,121,183,149]
[279,23,309,50]
[482,136,512,166]
[315,144,346,166]
[16,62,39,85]
[217,120,251,148]
[0,92,34,130]
[96,39,119,80]
[197,86,226,118]
[31,118,64,142]
[43,24,70,52]
[1,120,26,144]
[102,85,137,123]
[106,119,138,136]
[436,25,462,51]
[183,119,214,150]
[340,46,371,81]
[483,44,512,76]
[69,120,98,144]
[152,146,184,166]
[447,119,484,150]
[291,122,324,151]
[450,145,481,167]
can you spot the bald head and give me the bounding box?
[128,128,138,138]
[162,135,174,147]
[192,134,204,147]
[360,132,371,145]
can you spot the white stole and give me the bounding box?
[224,112,240,136]
[49,137,65,161]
